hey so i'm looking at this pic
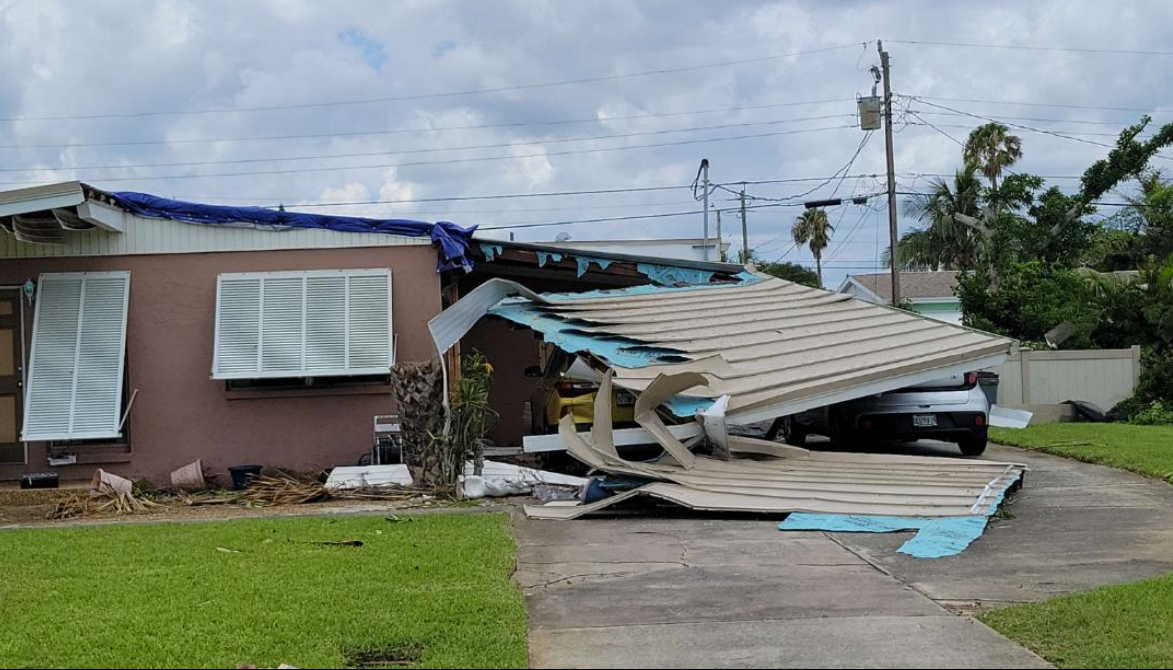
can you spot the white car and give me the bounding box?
[779,372,992,456]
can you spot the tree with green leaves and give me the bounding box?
[891,168,983,270]
[963,122,1023,193]
[791,208,833,286]
[1086,256,1173,409]
[949,116,1173,275]
[758,261,820,288]
[1128,170,1173,260]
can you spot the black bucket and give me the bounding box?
[228,465,263,490]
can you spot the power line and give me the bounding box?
[0,124,858,187]
[905,111,965,146]
[1,114,858,173]
[295,198,697,217]
[745,132,875,204]
[887,39,1173,58]
[743,135,877,256]
[0,99,854,151]
[826,202,882,262]
[1,43,864,123]
[894,190,1151,208]
[155,174,902,209]
[912,109,1172,127]
[478,199,810,231]
[909,95,1173,115]
[269,184,696,207]
[906,121,1139,139]
[909,98,1173,161]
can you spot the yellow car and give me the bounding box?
[543,378,637,433]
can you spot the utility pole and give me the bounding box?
[700,159,711,261]
[739,186,749,264]
[878,40,902,306]
[715,208,723,262]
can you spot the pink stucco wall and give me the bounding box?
[0,245,441,484]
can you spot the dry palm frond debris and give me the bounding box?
[236,476,329,506]
[228,475,425,506]
[45,473,437,520]
[50,489,165,520]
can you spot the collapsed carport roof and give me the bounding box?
[431,271,1017,425]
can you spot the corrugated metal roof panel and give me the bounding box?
[525,397,1027,519]
[482,273,1016,423]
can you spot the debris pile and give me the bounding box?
[46,470,432,520]
[50,470,164,520]
[525,371,1027,531]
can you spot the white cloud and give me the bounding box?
[318,182,369,204]
[377,168,416,202]
[0,0,1170,288]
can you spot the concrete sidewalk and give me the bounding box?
[514,443,1173,668]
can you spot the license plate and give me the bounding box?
[615,391,637,406]
[913,414,938,428]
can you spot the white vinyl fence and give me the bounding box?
[990,346,1142,411]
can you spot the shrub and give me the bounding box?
[1131,400,1173,426]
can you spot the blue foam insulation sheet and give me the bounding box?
[536,251,563,267]
[488,300,691,369]
[542,270,764,301]
[636,262,715,286]
[479,243,504,261]
[779,470,1023,558]
[576,256,616,277]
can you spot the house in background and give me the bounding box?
[533,236,730,263]
[838,271,963,325]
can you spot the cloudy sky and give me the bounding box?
[2,0,1171,287]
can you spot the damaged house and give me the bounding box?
[0,182,746,484]
[0,180,1022,536]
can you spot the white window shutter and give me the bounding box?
[347,273,392,370]
[213,269,392,379]
[259,277,305,375]
[305,275,347,372]
[23,272,131,441]
[212,278,261,378]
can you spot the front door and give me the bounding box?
[0,293,23,464]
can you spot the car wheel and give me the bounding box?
[958,436,988,456]
[782,417,807,447]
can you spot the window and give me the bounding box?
[213,269,393,380]
[23,272,131,442]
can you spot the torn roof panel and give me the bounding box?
[499,272,1013,420]
[473,272,1015,423]
[525,370,1026,523]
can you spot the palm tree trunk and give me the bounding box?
[815,253,823,287]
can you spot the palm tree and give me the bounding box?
[963,122,1023,192]
[883,229,940,270]
[890,169,984,270]
[1128,170,1173,260]
[792,208,833,286]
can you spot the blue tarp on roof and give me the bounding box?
[109,192,477,274]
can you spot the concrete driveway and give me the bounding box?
[513,442,1173,669]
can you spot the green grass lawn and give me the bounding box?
[991,423,1173,483]
[982,572,1173,668]
[0,514,527,669]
